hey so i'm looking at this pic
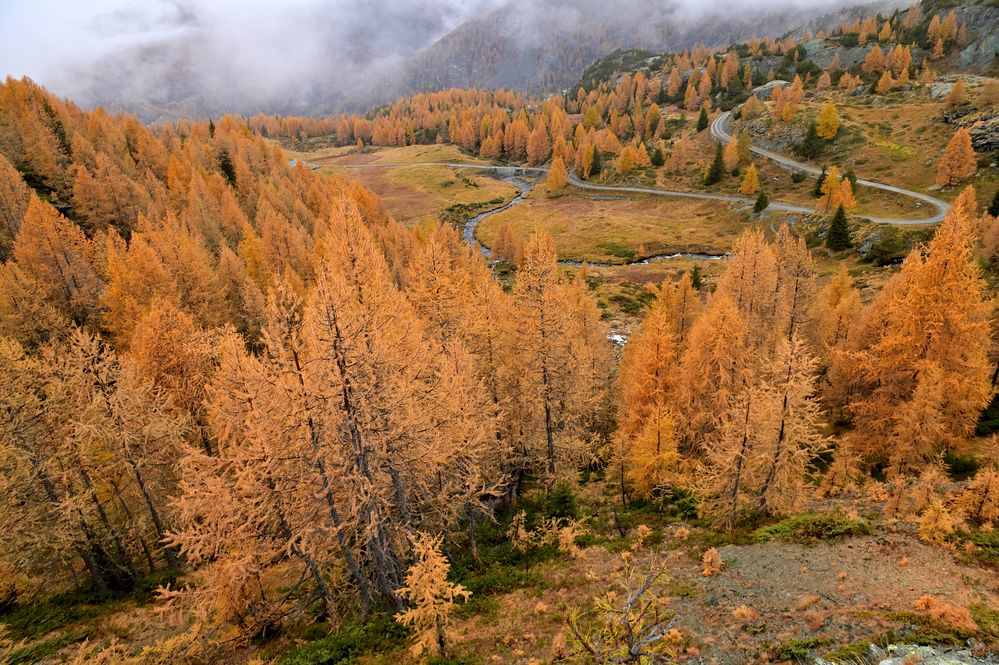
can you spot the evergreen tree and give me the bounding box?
[990,189,999,217]
[798,122,824,159]
[690,265,703,290]
[218,148,236,187]
[826,204,852,250]
[844,169,858,189]
[704,142,724,186]
[590,148,602,179]
[650,145,665,167]
[754,190,769,213]
[813,167,827,197]
[696,106,709,132]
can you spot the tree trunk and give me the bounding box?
[110,478,156,573]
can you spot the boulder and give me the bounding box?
[751,80,790,100]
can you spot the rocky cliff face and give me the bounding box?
[953,1,999,75]
[938,75,999,154]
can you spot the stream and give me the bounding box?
[463,174,728,268]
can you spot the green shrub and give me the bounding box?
[752,512,869,545]
[278,615,408,665]
[975,393,999,436]
[943,450,980,480]
[655,487,699,520]
[539,481,579,521]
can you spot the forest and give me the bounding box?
[0,0,998,662]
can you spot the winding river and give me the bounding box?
[339,119,950,266]
[459,173,727,267]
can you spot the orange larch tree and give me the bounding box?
[935,127,977,187]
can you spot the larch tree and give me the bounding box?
[127,300,218,456]
[723,137,740,171]
[935,127,977,187]
[739,163,760,195]
[546,154,568,191]
[945,79,968,107]
[395,532,470,658]
[618,283,680,441]
[697,385,765,529]
[45,329,186,574]
[816,165,844,212]
[512,232,598,479]
[741,95,764,121]
[754,335,827,515]
[492,223,520,263]
[808,266,861,361]
[0,154,30,260]
[816,101,841,140]
[0,336,115,595]
[771,224,816,344]
[625,405,684,499]
[304,198,496,600]
[13,196,102,325]
[876,70,895,94]
[527,119,551,166]
[714,226,778,346]
[844,187,993,475]
[677,294,752,452]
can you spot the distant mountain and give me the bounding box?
[390,0,898,99]
[26,0,925,121]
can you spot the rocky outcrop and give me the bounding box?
[751,80,790,100]
[930,74,996,100]
[955,2,999,74]
[743,116,807,154]
[816,643,999,664]
[942,101,999,154]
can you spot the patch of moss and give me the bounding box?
[751,512,870,545]
[821,639,872,663]
[970,604,999,640]
[966,529,999,564]
[770,636,833,661]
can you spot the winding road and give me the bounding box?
[334,119,950,263]
[710,111,950,225]
[341,112,949,229]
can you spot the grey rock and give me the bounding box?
[816,643,999,664]
[751,80,790,100]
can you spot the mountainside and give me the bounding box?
[575,0,997,95]
[12,0,908,122]
[394,0,909,99]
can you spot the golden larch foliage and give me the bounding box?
[935,127,977,187]
[395,533,470,658]
[816,101,841,140]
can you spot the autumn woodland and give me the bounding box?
[1,0,999,662]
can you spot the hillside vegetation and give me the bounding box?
[0,0,998,663]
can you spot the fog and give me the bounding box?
[0,0,503,118]
[0,0,897,120]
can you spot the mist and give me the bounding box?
[0,0,503,120]
[0,0,903,121]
